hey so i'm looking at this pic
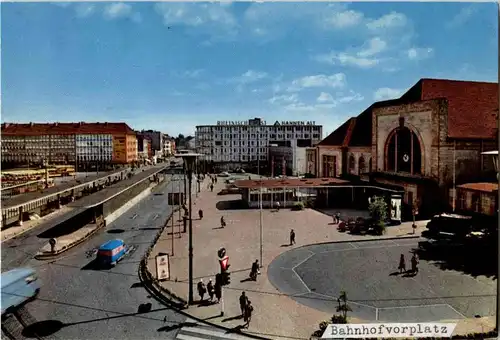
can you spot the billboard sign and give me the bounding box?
[155,254,170,281]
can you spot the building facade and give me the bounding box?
[195,117,323,171]
[138,130,163,155]
[162,135,175,156]
[314,78,498,219]
[1,122,138,169]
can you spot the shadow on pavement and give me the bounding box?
[22,320,64,338]
[222,315,243,322]
[215,200,248,210]
[416,238,498,279]
[157,321,198,332]
[107,229,125,234]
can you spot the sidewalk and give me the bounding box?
[145,179,484,339]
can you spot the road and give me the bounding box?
[3,175,189,339]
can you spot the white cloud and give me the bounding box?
[336,91,364,103]
[75,3,95,18]
[324,9,364,29]
[366,12,408,31]
[231,70,268,84]
[154,3,236,39]
[357,37,387,57]
[104,3,141,22]
[269,94,299,105]
[317,92,334,103]
[407,47,434,60]
[446,5,478,28]
[373,87,403,101]
[288,73,346,92]
[182,69,204,78]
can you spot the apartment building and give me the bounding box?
[1,122,138,169]
[162,135,175,156]
[195,117,323,170]
[138,130,163,156]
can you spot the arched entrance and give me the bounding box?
[385,126,422,174]
[348,155,355,174]
[358,157,365,175]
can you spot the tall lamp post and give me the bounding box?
[176,152,201,305]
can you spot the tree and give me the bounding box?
[335,291,351,322]
[368,196,388,235]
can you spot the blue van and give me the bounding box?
[1,267,41,316]
[97,239,127,267]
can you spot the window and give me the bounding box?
[386,126,422,174]
[348,155,355,173]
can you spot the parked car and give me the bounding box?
[218,172,230,177]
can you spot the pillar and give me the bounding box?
[71,189,75,202]
[17,206,23,226]
[56,194,61,209]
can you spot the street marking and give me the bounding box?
[375,307,379,320]
[153,214,159,220]
[318,242,417,254]
[348,242,358,249]
[132,214,138,219]
[291,253,314,293]
[311,291,375,308]
[178,326,251,340]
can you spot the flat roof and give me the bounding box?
[457,182,498,193]
[1,169,126,209]
[234,177,349,189]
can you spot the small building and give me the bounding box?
[233,177,404,211]
[454,182,498,217]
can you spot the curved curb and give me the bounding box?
[34,223,106,260]
[139,260,271,340]
[139,210,271,340]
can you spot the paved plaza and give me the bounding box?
[146,177,496,339]
[268,238,496,323]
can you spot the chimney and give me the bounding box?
[29,122,34,127]
[79,122,83,126]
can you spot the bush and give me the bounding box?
[292,202,305,211]
[372,221,386,235]
[330,314,347,324]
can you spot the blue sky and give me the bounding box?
[1,2,497,136]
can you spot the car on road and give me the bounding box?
[1,267,41,316]
[97,239,129,267]
[218,171,230,177]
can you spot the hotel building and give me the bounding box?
[195,117,323,172]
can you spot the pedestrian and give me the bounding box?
[244,300,254,328]
[163,316,167,323]
[198,209,204,220]
[290,229,296,245]
[335,212,341,224]
[411,253,419,274]
[398,254,406,274]
[239,291,248,316]
[214,281,222,303]
[210,183,214,192]
[250,260,260,281]
[207,279,214,302]
[197,279,206,301]
[275,201,280,211]
[220,216,226,228]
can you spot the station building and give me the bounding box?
[315,78,498,219]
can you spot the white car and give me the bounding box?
[218,172,230,177]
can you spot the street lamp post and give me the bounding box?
[176,152,201,306]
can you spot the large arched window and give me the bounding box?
[386,127,422,174]
[358,156,365,175]
[348,155,355,173]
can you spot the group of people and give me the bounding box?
[197,278,221,303]
[398,252,420,274]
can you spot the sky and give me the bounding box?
[1,2,498,136]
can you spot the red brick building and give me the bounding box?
[317,78,498,218]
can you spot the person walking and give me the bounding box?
[220,216,226,228]
[214,281,222,303]
[244,300,254,328]
[198,209,204,220]
[210,183,214,192]
[197,280,206,301]
[290,229,296,246]
[275,201,280,211]
[239,292,248,317]
[335,212,341,224]
[207,279,214,302]
[411,253,419,274]
[398,254,406,274]
[250,260,260,281]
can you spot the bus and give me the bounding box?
[1,268,41,316]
